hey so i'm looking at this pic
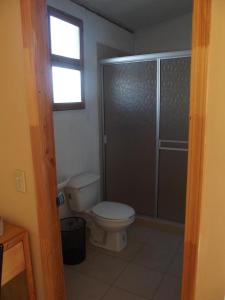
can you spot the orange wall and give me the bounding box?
[0,1,44,298]
[195,1,225,299]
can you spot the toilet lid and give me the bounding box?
[92,201,135,220]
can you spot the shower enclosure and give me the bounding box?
[100,51,191,223]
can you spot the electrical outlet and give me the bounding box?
[15,169,26,193]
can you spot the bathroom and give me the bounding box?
[49,0,192,299]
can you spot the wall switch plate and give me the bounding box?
[15,169,26,193]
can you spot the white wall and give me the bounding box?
[134,13,192,54]
[48,0,134,192]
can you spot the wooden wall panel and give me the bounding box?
[182,0,212,299]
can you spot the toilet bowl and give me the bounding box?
[91,201,135,251]
[65,173,135,252]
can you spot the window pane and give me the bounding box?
[52,67,82,103]
[50,16,80,59]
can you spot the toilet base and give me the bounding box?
[90,224,127,252]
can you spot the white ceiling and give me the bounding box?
[71,0,192,32]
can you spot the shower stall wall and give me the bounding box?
[101,51,191,223]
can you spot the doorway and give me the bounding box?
[18,0,212,299]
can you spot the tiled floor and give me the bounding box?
[64,224,184,300]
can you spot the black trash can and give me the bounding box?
[60,217,86,265]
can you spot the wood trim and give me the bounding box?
[181,0,212,299]
[22,232,36,299]
[20,0,66,299]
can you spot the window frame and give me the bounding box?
[48,6,85,111]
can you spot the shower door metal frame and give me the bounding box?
[100,50,191,219]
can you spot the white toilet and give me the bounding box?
[65,173,135,252]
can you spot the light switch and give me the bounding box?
[15,169,26,193]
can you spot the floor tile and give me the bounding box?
[128,225,158,244]
[128,225,182,250]
[153,275,182,300]
[114,263,163,299]
[88,239,143,262]
[103,287,147,300]
[133,242,175,272]
[64,268,109,300]
[86,240,99,257]
[74,252,128,284]
[166,251,183,278]
[65,225,183,300]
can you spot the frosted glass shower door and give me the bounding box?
[158,57,191,223]
[103,61,157,216]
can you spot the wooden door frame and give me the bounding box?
[20,0,66,299]
[19,0,212,299]
[182,0,211,299]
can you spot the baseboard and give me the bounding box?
[135,215,184,235]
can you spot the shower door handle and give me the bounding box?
[159,140,188,152]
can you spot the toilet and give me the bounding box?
[65,173,135,252]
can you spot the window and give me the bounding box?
[48,7,85,110]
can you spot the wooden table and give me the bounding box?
[0,223,35,299]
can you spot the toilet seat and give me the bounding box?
[92,201,135,221]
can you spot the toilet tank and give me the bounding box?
[65,173,100,212]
